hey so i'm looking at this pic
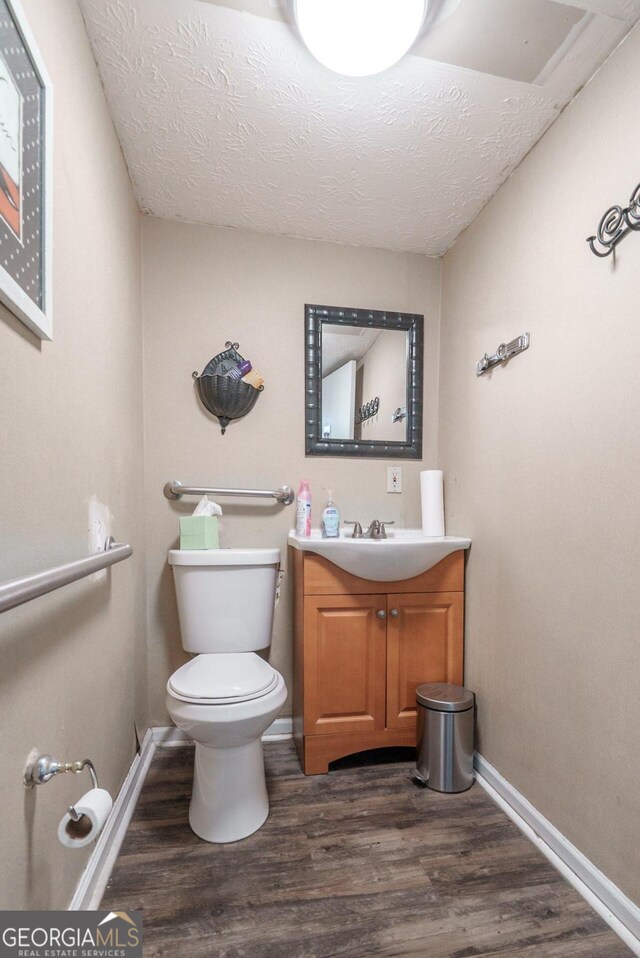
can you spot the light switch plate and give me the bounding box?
[387,466,402,493]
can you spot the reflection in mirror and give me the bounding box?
[321,325,408,443]
[305,305,423,459]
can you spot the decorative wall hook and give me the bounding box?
[587,182,640,258]
[358,397,379,424]
[476,333,530,377]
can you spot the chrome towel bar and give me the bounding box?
[0,537,132,614]
[164,480,295,506]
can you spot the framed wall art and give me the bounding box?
[0,0,52,339]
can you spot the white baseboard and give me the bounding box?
[151,716,293,746]
[151,725,190,746]
[263,716,293,741]
[474,753,640,956]
[68,728,157,911]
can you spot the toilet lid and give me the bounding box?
[168,653,279,704]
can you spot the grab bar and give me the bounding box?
[163,480,295,506]
[0,537,132,614]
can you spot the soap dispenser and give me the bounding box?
[321,490,340,539]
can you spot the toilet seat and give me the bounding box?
[168,652,278,705]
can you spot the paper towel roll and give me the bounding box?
[57,788,112,849]
[421,470,445,537]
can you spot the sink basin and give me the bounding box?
[288,529,471,582]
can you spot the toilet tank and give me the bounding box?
[168,549,280,653]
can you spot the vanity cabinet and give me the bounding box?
[291,548,465,775]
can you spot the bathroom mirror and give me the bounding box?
[305,304,423,459]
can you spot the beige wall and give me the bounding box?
[0,0,143,909]
[142,219,440,724]
[439,24,640,904]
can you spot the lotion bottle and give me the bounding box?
[321,490,340,538]
[295,479,312,537]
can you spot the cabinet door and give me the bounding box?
[303,594,387,736]
[386,592,463,730]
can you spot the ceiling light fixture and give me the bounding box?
[293,0,428,78]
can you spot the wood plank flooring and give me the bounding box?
[102,743,631,957]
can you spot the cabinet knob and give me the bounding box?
[390,609,399,617]
[377,610,386,619]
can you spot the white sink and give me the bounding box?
[288,528,470,582]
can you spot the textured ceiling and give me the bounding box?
[79,0,639,255]
[322,326,382,377]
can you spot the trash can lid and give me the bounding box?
[416,682,475,712]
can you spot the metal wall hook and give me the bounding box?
[23,750,99,789]
[476,333,530,377]
[358,396,379,424]
[587,182,640,257]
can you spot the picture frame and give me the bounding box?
[0,0,52,340]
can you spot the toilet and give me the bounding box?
[166,548,287,843]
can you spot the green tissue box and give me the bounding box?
[180,515,219,550]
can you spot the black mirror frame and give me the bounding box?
[305,304,423,459]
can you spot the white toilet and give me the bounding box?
[166,548,287,843]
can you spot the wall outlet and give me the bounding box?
[387,465,402,493]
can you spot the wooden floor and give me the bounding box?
[102,742,631,958]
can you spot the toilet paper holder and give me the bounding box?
[23,750,99,822]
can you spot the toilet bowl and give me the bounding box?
[166,653,287,842]
[167,549,287,843]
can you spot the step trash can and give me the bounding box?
[415,682,475,793]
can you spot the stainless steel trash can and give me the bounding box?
[416,683,475,792]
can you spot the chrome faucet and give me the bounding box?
[345,520,394,540]
[365,519,394,539]
[345,521,364,538]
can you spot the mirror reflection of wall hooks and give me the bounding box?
[392,406,407,424]
[358,397,379,423]
[587,182,640,257]
[476,333,530,377]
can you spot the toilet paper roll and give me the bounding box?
[421,470,445,537]
[57,788,113,849]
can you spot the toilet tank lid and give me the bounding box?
[168,548,280,566]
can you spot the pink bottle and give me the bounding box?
[295,479,312,537]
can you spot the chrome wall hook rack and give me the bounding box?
[476,333,530,377]
[587,182,640,258]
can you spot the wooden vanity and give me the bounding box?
[290,546,465,774]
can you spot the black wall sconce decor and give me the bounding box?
[587,182,640,258]
[193,341,264,434]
